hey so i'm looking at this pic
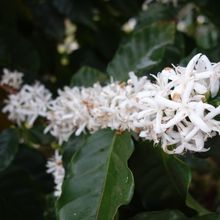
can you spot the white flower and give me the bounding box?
[122,18,137,33]
[3,82,52,127]
[45,84,103,144]
[149,54,220,153]
[46,150,65,197]
[3,52,220,154]
[44,54,220,153]
[1,68,23,89]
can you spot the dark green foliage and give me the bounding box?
[107,22,176,81]
[57,130,134,220]
[0,129,19,171]
[0,145,54,220]
[1,0,220,219]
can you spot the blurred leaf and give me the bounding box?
[136,3,176,30]
[70,66,108,87]
[12,145,54,194]
[27,1,65,40]
[195,24,218,50]
[107,22,175,81]
[0,28,40,81]
[186,194,210,216]
[52,0,95,28]
[108,0,141,17]
[192,214,220,220]
[0,128,19,171]
[129,210,220,220]
[159,31,185,69]
[0,37,9,66]
[23,125,54,147]
[57,129,134,220]
[44,194,57,220]
[199,135,220,161]
[0,145,53,220]
[192,0,220,28]
[0,167,44,220]
[129,210,187,220]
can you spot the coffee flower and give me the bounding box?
[3,53,220,154]
[46,150,65,197]
[3,82,52,127]
[1,68,23,89]
[44,54,220,153]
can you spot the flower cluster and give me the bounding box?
[1,68,23,89]
[2,54,220,154]
[3,82,52,127]
[139,54,220,153]
[46,150,65,197]
[45,54,220,153]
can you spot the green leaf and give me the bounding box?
[192,0,220,28]
[0,129,19,171]
[52,0,95,28]
[62,133,88,167]
[70,66,108,87]
[0,168,44,220]
[186,194,210,216]
[108,0,140,16]
[107,22,176,81]
[129,141,208,214]
[22,125,55,147]
[136,3,177,30]
[0,145,51,220]
[57,129,134,220]
[192,214,220,220]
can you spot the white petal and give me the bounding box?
[182,80,194,103]
[163,111,185,129]
[189,112,211,133]
[194,82,208,94]
[210,78,219,97]
[197,55,212,71]
[194,133,204,151]
[156,96,181,109]
[173,144,185,154]
[185,53,202,78]
[155,111,162,133]
[206,106,220,119]
[184,126,199,142]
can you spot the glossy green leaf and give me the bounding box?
[57,129,134,220]
[62,133,88,167]
[129,141,208,214]
[70,66,108,87]
[0,129,19,171]
[130,142,190,209]
[107,22,175,81]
